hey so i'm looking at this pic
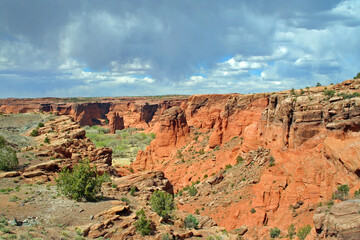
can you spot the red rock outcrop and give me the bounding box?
[107,111,124,134]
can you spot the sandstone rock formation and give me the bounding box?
[314,200,360,239]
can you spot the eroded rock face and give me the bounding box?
[107,111,124,134]
[314,200,360,239]
[132,106,189,171]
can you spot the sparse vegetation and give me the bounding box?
[44,136,50,144]
[188,185,198,196]
[250,208,256,214]
[354,72,360,79]
[270,227,281,238]
[337,92,360,99]
[236,155,244,164]
[30,128,39,137]
[38,122,44,127]
[56,161,109,201]
[316,82,322,87]
[129,186,136,196]
[150,190,174,220]
[0,135,18,171]
[287,224,296,239]
[269,156,275,167]
[184,214,199,229]
[84,126,155,163]
[297,225,311,240]
[134,209,152,236]
[333,184,349,200]
[323,89,335,98]
[225,164,232,170]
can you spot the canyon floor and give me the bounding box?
[0,79,359,239]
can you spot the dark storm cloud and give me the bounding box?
[0,0,359,97]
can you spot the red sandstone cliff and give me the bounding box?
[131,79,360,235]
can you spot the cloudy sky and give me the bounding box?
[0,0,359,98]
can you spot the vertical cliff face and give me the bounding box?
[72,103,111,126]
[133,106,189,171]
[107,112,124,134]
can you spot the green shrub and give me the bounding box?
[316,82,322,87]
[225,164,232,170]
[0,146,18,171]
[354,189,360,198]
[44,137,50,144]
[250,208,256,214]
[129,186,136,196]
[0,136,6,148]
[297,225,311,240]
[121,197,130,203]
[334,184,349,200]
[188,186,198,196]
[337,92,360,99]
[270,227,281,238]
[290,88,296,96]
[354,72,360,79]
[38,122,44,127]
[30,128,39,137]
[236,155,244,164]
[323,90,335,97]
[56,161,109,201]
[269,156,275,167]
[150,190,174,220]
[184,214,199,229]
[286,224,296,239]
[134,209,151,236]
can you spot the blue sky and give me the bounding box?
[0,0,359,98]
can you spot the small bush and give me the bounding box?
[354,72,360,79]
[269,156,275,167]
[184,214,199,229]
[44,137,50,144]
[323,90,335,98]
[316,82,322,87]
[188,186,198,196]
[0,136,6,147]
[0,145,18,171]
[30,129,39,137]
[250,208,256,214]
[129,186,136,196]
[236,155,244,164]
[297,225,311,240]
[134,209,151,236]
[225,164,232,170]
[270,227,281,238]
[121,197,130,204]
[150,190,174,220]
[334,184,349,200]
[287,224,296,239]
[38,122,44,127]
[56,161,109,201]
[290,88,296,96]
[354,189,360,198]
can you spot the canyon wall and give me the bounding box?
[131,79,360,233]
[1,80,359,235]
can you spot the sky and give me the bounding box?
[0,0,359,98]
